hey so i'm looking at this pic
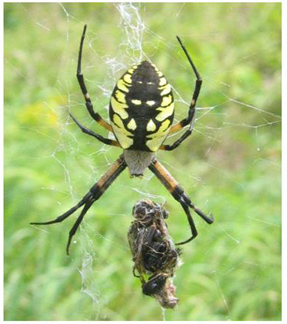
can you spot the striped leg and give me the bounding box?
[77,25,112,132]
[69,113,120,147]
[149,158,213,245]
[30,155,127,254]
[161,36,202,151]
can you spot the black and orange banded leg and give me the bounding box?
[149,158,214,245]
[161,36,202,151]
[30,155,127,254]
[77,25,112,132]
[69,113,120,147]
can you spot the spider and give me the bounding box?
[31,25,214,255]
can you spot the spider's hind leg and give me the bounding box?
[30,155,127,254]
[148,158,214,245]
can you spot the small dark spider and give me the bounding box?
[31,25,214,254]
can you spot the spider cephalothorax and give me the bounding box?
[31,25,214,254]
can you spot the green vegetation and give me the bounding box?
[4,3,281,321]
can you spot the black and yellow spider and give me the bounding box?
[31,25,214,254]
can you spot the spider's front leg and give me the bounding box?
[149,158,214,245]
[77,25,112,132]
[69,113,120,147]
[160,36,202,151]
[30,155,127,254]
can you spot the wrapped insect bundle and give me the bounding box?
[128,199,182,309]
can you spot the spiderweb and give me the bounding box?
[17,2,281,320]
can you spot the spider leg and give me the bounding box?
[161,36,202,151]
[30,179,102,227]
[65,199,93,255]
[77,25,112,132]
[178,199,198,244]
[148,158,214,245]
[69,113,120,147]
[30,155,127,254]
[161,109,196,151]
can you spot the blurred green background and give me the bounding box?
[4,2,281,321]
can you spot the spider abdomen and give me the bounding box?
[109,61,174,152]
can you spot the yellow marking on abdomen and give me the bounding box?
[146,119,171,151]
[146,100,156,106]
[115,90,126,103]
[117,79,129,92]
[111,97,129,119]
[131,99,142,105]
[123,73,132,84]
[155,102,174,122]
[112,115,133,149]
[127,118,137,131]
[160,84,171,96]
[159,77,167,86]
[161,95,173,107]
[146,119,156,132]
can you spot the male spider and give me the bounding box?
[31,25,214,254]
